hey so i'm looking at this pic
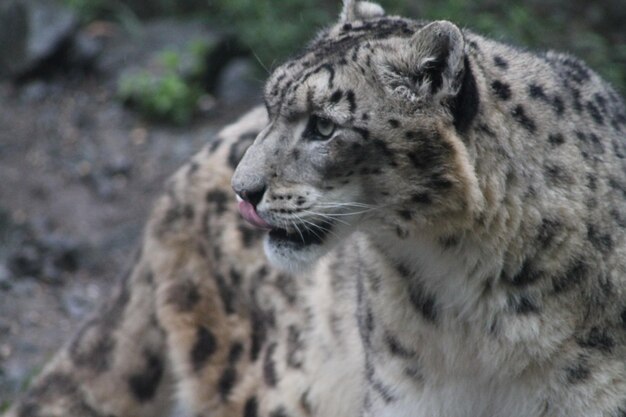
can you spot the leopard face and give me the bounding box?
[232,16,485,271]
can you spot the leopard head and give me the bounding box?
[232,1,484,271]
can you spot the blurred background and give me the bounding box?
[0,0,624,410]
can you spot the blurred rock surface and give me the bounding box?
[0,0,78,80]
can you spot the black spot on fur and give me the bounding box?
[228,132,256,169]
[191,326,218,371]
[263,343,279,387]
[587,224,613,253]
[244,396,259,417]
[594,93,608,112]
[69,323,116,372]
[250,311,267,361]
[509,294,539,314]
[386,334,414,358]
[219,342,245,400]
[552,96,565,115]
[493,55,508,69]
[238,224,263,248]
[412,193,431,204]
[587,174,598,191]
[620,308,626,330]
[586,101,604,125]
[406,137,451,172]
[330,89,343,103]
[578,327,614,354]
[566,359,591,384]
[206,189,229,214]
[218,367,237,400]
[69,269,133,371]
[388,118,400,128]
[270,407,290,417]
[552,260,587,294]
[571,88,583,113]
[215,272,237,314]
[404,130,422,140]
[451,57,480,133]
[287,325,304,368]
[208,137,222,153]
[578,131,605,155]
[439,235,459,249]
[187,161,199,178]
[561,56,591,84]
[491,80,511,100]
[128,350,164,402]
[354,127,370,140]
[528,83,546,100]
[544,163,572,185]
[537,218,561,249]
[346,90,357,113]
[504,260,541,287]
[166,280,200,312]
[271,273,296,305]
[511,105,536,132]
[548,133,565,146]
[409,285,437,323]
[300,390,313,414]
[371,379,396,403]
[372,139,396,165]
[160,202,194,234]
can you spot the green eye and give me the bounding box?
[314,116,335,138]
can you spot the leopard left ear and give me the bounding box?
[341,0,385,22]
[378,21,466,103]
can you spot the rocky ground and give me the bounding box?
[0,2,260,410]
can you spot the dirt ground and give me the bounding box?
[0,70,257,408]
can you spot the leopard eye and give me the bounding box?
[314,116,336,138]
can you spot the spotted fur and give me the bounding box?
[6,1,626,417]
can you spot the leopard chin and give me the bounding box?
[263,219,349,272]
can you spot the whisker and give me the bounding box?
[302,210,351,225]
[303,218,341,240]
[291,219,306,244]
[316,202,376,209]
[294,216,326,241]
[305,208,380,217]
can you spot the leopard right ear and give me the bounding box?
[341,0,385,23]
[377,21,466,103]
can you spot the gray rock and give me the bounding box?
[215,58,262,106]
[0,0,78,79]
[0,264,11,291]
[98,19,220,83]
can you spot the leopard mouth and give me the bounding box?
[268,220,334,247]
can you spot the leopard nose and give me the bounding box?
[236,185,266,207]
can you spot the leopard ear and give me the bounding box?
[341,0,385,22]
[378,21,466,103]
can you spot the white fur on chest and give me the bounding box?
[374,376,545,417]
[358,233,557,417]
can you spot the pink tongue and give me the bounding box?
[238,199,272,230]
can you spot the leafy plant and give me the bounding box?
[64,0,625,94]
[117,43,208,125]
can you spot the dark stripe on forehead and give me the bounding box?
[266,17,426,112]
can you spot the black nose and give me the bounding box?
[239,185,266,207]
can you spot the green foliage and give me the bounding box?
[62,0,140,28]
[117,43,208,125]
[419,0,626,94]
[0,400,10,413]
[63,0,625,94]
[204,0,331,69]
